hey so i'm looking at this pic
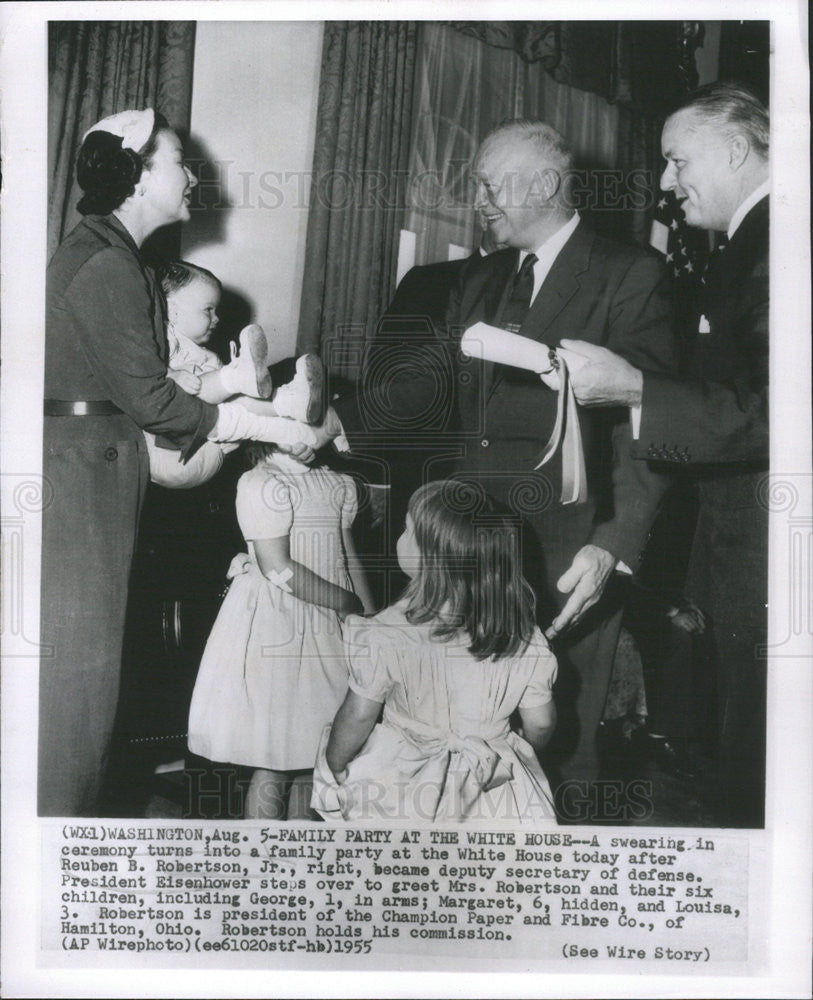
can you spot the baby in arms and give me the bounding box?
[147,260,325,487]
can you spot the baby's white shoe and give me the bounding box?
[272,354,325,423]
[220,324,273,399]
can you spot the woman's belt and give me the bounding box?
[44,399,123,416]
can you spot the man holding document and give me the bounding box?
[337,119,679,812]
[561,83,770,826]
[448,120,679,807]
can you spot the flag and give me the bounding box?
[650,189,708,284]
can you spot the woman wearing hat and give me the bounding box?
[40,109,331,815]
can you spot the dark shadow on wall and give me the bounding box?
[205,288,255,363]
[140,131,231,267]
[180,131,234,255]
[153,129,260,361]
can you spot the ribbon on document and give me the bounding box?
[460,323,588,505]
[532,349,587,504]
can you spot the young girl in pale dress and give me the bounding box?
[312,480,558,824]
[187,444,374,819]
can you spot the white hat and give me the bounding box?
[82,108,156,153]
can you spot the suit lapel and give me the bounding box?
[457,247,517,325]
[704,196,768,322]
[522,228,592,340]
[717,196,768,287]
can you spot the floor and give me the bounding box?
[596,722,723,827]
[107,726,728,828]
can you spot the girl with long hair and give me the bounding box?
[312,480,558,823]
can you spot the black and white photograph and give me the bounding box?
[1,2,810,997]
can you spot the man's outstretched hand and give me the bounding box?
[559,339,643,408]
[546,544,618,638]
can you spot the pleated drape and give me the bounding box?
[296,22,418,376]
[296,20,684,377]
[404,23,639,266]
[48,21,196,260]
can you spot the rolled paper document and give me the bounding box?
[460,322,588,504]
[461,322,556,373]
[460,323,590,391]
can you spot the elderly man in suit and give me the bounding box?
[450,120,679,813]
[562,83,769,826]
[335,119,678,819]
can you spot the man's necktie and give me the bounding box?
[701,235,728,286]
[700,235,728,320]
[501,253,538,333]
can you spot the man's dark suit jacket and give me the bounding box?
[337,222,678,596]
[335,222,678,784]
[635,196,769,628]
[336,253,480,564]
[449,225,678,590]
[355,252,480,451]
[387,254,480,330]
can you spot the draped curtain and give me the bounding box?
[405,23,640,267]
[436,20,693,252]
[296,22,418,373]
[297,20,688,370]
[48,21,196,260]
[448,20,689,114]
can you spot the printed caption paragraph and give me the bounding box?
[43,823,748,970]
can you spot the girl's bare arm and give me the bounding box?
[325,690,382,779]
[342,527,377,615]
[253,535,362,616]
[518,701,557,755]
